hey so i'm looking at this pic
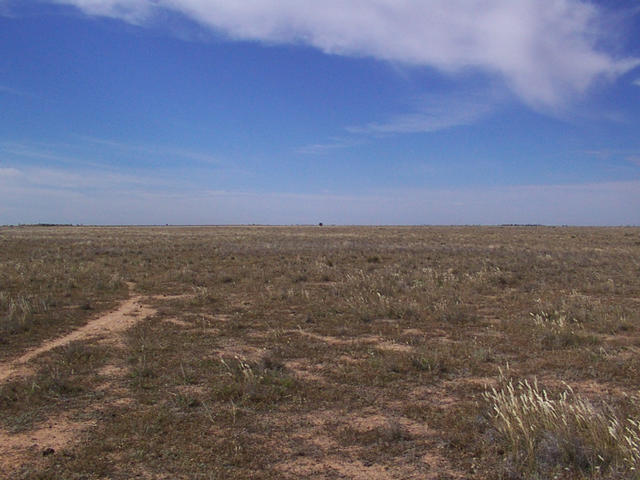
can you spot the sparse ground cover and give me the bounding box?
[1,225,640,479]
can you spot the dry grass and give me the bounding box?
[0,225,639,479]
[484,369,640,477]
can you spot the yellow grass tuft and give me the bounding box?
[484,370,640,476]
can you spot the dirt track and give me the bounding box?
[0,289,154,384]
[0,286,158,473]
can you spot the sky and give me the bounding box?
[1,0,640,225]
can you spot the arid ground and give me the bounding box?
[1,226,640,479]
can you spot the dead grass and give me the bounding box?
[0,225,639,478]
[484,369,640,477]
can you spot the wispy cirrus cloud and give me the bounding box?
[0,138,253,197]
[583,149,640,167]
[0,165,176,191]
[295,137,364,155]
[1,137,221,167]
[51,0,639,110]
[0,141,94,165]
[77,136,221,165]
[297,89,496,153]
[348,90,496,135]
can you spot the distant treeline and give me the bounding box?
[20,223,75,227]
[500,224,544,227]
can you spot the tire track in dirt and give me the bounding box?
[0,286,164,475]
[0,292,155,384]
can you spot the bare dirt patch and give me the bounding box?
[294,330,386,347]
[215,339,266,362]
[163,317,192,328]
[0,412,94,473]
[0,285,163,475]
[270,409,460,479]
[0,292,155,384]
[375,341,414,353]
[285,359,326,382]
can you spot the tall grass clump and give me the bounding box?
[529,310,598,350]
[212,355,297,405]
[484,372,640,477]
[0,293,49,334]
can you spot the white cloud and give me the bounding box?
[296,89,496,153]
[76,136,221,165]
[54,0,153,24]
[634,79,640,87]
[0,165,171,190]
[295,137,364,155]
[348,90,495,135]
[0,141,88,164]
[51,0,638,109]
[1,138,221,167]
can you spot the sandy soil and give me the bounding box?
[0,285,158,473]
[0,294,154,384]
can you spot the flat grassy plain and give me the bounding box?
[1,225,640,479]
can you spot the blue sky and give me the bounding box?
[1,0,639,225]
